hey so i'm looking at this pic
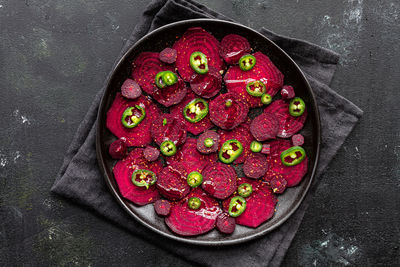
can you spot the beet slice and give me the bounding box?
[197,130,220,154]
[154,199,171,216]
[190,66,222,98]
[166,138,217,174]
[263,139,308,187]
[173,27,224,81]
[170,91,213,135]
[113,148,163,205]
[250,112,279,141]
[106,93,160,147]
[165,188,221,236]
[152,77,188,107]
[264,100,307,138]
[219,34,251,64]
[218,119,252,164]
[159,48,177,64]
[291,134,305,146]
[131,52,174,95]
[156,164,190,201]
[150,114,187,146]
[270,176,287,194]
[261,143,271,155]
[281,85,295,100]
[209,93,249,130]
[202,162,237,199]
[243,153,268,179]
[235,183,276,228]
[109,137,127,159]
[221,178,276,227]
[216,212,236,234]
[143,146,160,162]
[121,79,142,99]
[224,52,284,107]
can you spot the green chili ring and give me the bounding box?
[190,51,209,74]
[187,171,203,188]
[261,93,272,105]
[183,98,209,123]
[228,196,247,217]
[131,169,157,189]
[289,97,306,117]
[250,141,263,153]
[160,140,177,156]
[280,146,306,166]
[239,54,256,71]
[238,183,253,198]
[219,139,243,164]
[188,197,202,210]
[246,80,266,97]
[121,105,146,129]
[161,71,178,86]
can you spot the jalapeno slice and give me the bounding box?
[131,169,157,189]
[204,138,214,148]
[155,71,167,88]
[190,52,208,74]
[261,93,272,105]
[161,71,178,86]
[238,183,253,198]
[183,98,209,123]
[239,54,256,71]
[228,196,246,217]
[187,171,203,188]
[162,118,167,126]
[246,80,266,97]
[280,146,306,166]
[160,140,177,156]
[219,139,243,164]
[225,100,233,107]
[188,197,202,210]
[250,141,263,153]
[121,105,146,128]
[289,97,306,117]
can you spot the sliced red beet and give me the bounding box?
[190,66,222,98]
[263,139,308,187]
[170,91,213,135]
[250,112,279,141]
[156,164,190,201]
[166,138,217,174]
[131,52,174,95]
[270,176,287,194]
[152,77,188,107]
[154,199,171,216]
[219,34,251,64]
[236,183,276,227]
[197,130,220,154]
[281,85,295,100]
[221,178,276,228]
[113,148,163,205]
[224,52,284,107]
[150,114,187,146]
[106,93,160,147]
[218,119,252,164]
[143,146,160,162]
[261,143,271,155]
[264,100,307,138]
[159,48,177,64]
[173,27,225,81]
[291,134,305,146]
[216,212,236,234]
[243,153,268,179]
[121,79,142,99]
[109,137,127,159]
[209,93,249,130]
[165,188,221,236]
[202,162,237,199]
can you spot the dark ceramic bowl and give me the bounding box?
[96,19,320,246]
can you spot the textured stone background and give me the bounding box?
[0,0,399,266]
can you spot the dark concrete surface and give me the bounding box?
[0,0,399,266]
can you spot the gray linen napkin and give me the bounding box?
[51,0,363,266]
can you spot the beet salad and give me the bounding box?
[106,27,309,236]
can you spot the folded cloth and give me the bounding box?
[51,0,363,266]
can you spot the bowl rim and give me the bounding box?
[96,18,321,246]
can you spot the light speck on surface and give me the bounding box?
[13,109,32,125]
[13,151,21,163]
